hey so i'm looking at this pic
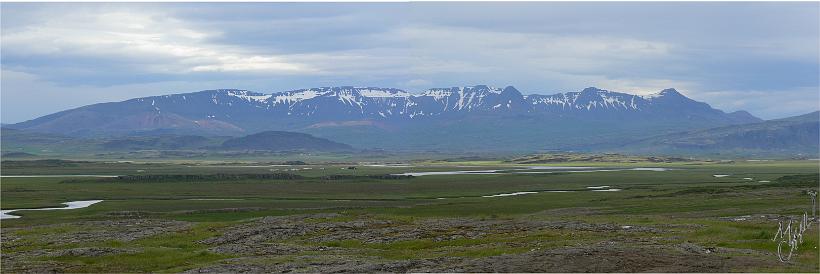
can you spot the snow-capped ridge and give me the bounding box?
[9,84,764,140]
[356,88,411,98]
[581,87,609,93]
[140,85,753,121]
[224,89,272,103]
[271,89,330,104]
[641,88,683,100]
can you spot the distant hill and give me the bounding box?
[0,127,90,155]
[1,127,75,144]
[616,111,819,157]
[101,135,224,150]
[1,128,350,155]
[1,151,38,158]
[221,131,353,151]
[1,127,224,153]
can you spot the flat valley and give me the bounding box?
[1,157,817,272]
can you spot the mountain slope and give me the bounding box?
[8,85,762,151]
[221,131,352,151]
[616,111,819,156]
[1,127,351,155]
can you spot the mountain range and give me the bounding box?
[7,85,768,151]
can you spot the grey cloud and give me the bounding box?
[1,2,818,122]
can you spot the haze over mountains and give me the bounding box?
[619,111,819,157]
[4,85,815,156]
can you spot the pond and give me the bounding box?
[1,200,104,220]
[394,166,672,176]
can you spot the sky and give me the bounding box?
[1,2,818,123]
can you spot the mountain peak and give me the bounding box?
[581,87,605,93]
[643,88,684,100]
[726,110,760,121]
[194,89,248,95]
[501,86,522,96]
[464,85,502,94]
[659,88,682,96]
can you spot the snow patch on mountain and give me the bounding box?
[357,88,410,98]
[225,90,273,103]
[640,88,681,100]
[420,89,454,100]
[527,88,652,111]
[271,89,330,104]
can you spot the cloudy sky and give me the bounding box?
[1,2,818,123]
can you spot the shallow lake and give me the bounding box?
[1,200,104,220]
[0,175,119,178]
[394,166,672,176]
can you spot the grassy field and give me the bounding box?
[1,158,818,272]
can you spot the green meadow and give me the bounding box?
[1,159,818,272]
